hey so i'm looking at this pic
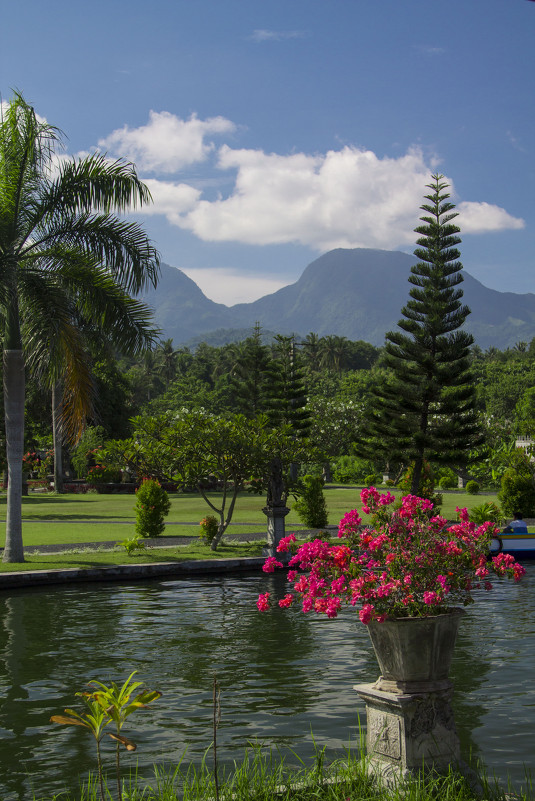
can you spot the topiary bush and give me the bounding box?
[134,478,171,538]
[293,474,328,528]
[438,474,456,490]
[465,480,480,495]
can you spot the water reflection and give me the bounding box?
[0,566,533,800]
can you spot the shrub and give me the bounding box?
[499,469,535,518]
[293,474,328,528]
[87,463,122,484]
[121,534,147,555]
[199,515,218,545]
[436,467,457,489]
[332,455,375,484]
[364,473,381,487]
[134,479,171,538]
[71,426,107,478]
[465,480,480,495]
[469,501,503,526]
[398,460,435,499]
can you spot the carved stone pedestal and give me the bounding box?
[262,505,290,557]
[354,681,461,786]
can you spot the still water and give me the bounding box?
[0,565,534,800]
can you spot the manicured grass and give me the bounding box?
[0,487,503,551]
[2,520,269,548]
[0,540,265,572]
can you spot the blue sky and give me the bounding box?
[2,0,534,305]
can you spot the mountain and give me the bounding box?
[139,264,233,343]
[142,250,535,350]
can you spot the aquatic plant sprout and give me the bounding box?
[257,488,526,623]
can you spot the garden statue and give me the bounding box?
[266,457,285,508]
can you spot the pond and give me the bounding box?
[0,564,534,800]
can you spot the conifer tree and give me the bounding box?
[359,174,482,494]
[268,336,311,438]
[228,324,275,417]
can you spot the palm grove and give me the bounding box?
[1,97,529,561]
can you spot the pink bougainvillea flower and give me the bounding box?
[278,594,295,608]
[277,533,297,552]
[262,557,283,573]
[257,593,270,612]
[255,488,526,624]
[359,604,375,624]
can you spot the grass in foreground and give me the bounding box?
[41,743,534,801]
[0,540,266,573]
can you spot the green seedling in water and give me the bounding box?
[51,672,161,801]
[88,671,161,799]
[50,695,111,801]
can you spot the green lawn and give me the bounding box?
[0,485,501,551]
[0,539,266,572]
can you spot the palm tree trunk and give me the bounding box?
[3,349,25,562]
[52,382,64,493]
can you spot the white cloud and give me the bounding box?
[94,111,524,251]
[176,146,443,250]
[137,179,201,222]
[180,267,290,305]
[457,201,525,233]
[98,110,236,173]
[250,29,307,42]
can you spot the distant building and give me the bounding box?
[515,435,534,460]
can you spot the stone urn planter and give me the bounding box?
[367,608,464,693]
[355,609,465,785]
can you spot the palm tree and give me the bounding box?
[156,338,178,384]
[319,335,350,375]
[0,93,160,562]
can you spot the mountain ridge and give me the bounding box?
[141,248,535,349]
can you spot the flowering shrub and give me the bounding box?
[257,487,526,623]
[23,449,54,478]
[199,515,218,545]
[23,451,41,472]
[87,463,121,484]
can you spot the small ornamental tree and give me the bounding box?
[359,175,482,495]
[134,479,171,538]
[106,411,311,550]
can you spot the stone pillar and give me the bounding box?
[354,681,461,786]
[262,505,290,557]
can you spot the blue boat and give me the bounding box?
[489,532,535,559]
